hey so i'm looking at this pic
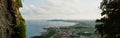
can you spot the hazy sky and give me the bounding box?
[20,0,102,20]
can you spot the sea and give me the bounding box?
[26,20,76,38]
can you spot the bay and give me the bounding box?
[26,20,76,38]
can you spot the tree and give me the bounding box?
[95,0,120,38]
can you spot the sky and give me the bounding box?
[20,0,102,20]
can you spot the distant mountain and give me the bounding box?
[48,19,96,27]
[48,19,65,21]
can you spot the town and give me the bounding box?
[39,23,97,38]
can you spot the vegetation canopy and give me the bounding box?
[95,0,120,38]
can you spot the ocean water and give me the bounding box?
[26,20,76,38]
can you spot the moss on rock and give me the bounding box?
[15,0,27,38]
[16,0,23,7]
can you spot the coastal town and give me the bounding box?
[39,24,97,38]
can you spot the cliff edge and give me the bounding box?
[0,0,26,38]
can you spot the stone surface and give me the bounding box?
[0,0,25,38]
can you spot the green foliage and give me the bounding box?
[16,0,23,7]
[14,0,26,37]
[95,0,120,38]
[16,0,26,38]
[14,14,26,38]
[19,15,26,38]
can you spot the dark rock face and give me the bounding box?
[0,0,25,38]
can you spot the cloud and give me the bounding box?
[20,0,102,20]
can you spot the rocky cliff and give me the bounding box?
[0,0,26,38]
